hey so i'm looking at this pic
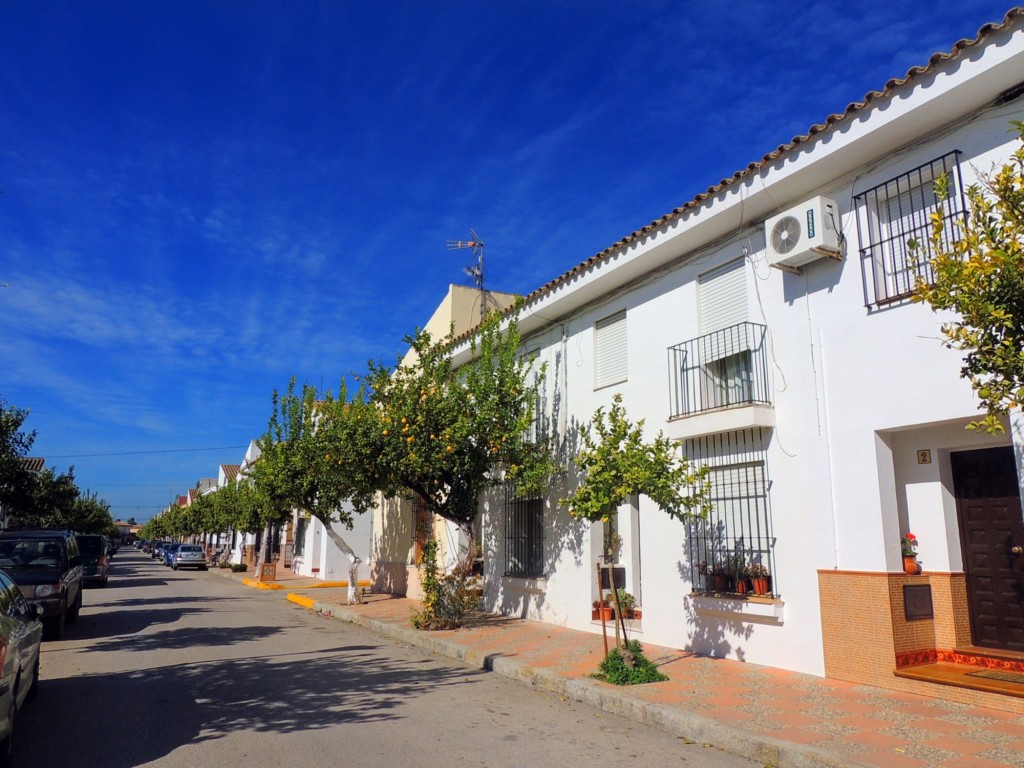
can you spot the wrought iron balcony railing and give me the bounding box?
[667,322,770,420]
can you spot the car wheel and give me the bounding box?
[66,590,82,624]
[43,608,65,641]
[26,658,39,703]
[0,688,15,768]
[200,565,208,571]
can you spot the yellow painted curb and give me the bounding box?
[241,578,285,590]
[288,581,372,593]
[287,593,317,609]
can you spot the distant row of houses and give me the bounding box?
[168,9,1024,712]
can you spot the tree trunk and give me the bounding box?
[313,513,362,604]
[256,524,271,571]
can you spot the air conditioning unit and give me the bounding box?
[764,196,841,269]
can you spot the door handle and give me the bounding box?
[1012,545,1023,557]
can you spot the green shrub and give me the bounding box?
[595,640,668,685]
[410,537,479,630]
[230,563,248,573]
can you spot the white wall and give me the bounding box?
[480,35,1024,676]
[292,504,373,583]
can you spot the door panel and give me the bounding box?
[952,447,1024,652]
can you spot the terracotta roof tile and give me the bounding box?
[20,457,45,473]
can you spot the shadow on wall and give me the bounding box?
[372,495,415,595]
[676,557,754,662]
[485,412,588,619]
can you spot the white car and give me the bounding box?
[0,569,43,765]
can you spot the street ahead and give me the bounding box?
[18,549,757,768]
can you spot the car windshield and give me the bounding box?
[0,539,65,568]
[76,537,105,554]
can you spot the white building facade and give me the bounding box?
[454,10,1024,710]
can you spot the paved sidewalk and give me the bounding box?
[219,568,1024,768]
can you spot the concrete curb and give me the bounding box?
[287,593,317,609]
[300,600,871,768]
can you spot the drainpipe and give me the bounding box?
[818,329,841,571]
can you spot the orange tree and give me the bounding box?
[252,380,379,603]
[256,309,553,616]
[361,309,553,551]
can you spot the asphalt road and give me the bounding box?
[17,548,759,768]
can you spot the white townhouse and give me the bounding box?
[441,8,1024,711]
[290,503,373,585]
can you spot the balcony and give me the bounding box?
[667,322,772,437]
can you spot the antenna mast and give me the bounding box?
[446,229,486,322]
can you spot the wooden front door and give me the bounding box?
[952,446,1024,652]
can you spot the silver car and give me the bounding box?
[0,569,43,761]
[171,545,208,571]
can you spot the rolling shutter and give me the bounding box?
[698,259,748,361]
[595,310,627,388]
[699,258,747,334]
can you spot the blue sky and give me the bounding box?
[0,2,1013,521]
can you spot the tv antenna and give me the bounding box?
[446,229,487,322]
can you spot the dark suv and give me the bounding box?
[0,529,83,639]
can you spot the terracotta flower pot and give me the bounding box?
[903,555,921,574]
[751,576,771,595]
[712,573,732,592]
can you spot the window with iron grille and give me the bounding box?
[854,150,968,307]
[686,428,776,596]
[504,487,544,577]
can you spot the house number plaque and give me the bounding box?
[917,449,932,465]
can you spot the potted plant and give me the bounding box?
[592,598,614,622]
[727,554,751,594]
[609,588,641,619]
[709,561,732,593]
[901,533,921,574]
[748,562,771,595]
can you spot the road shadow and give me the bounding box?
[17,644,488,767]
[87,624,285,653]
[86,595,242,609]
[66,605,212,641]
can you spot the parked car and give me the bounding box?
[162,543,181,567]
[0,569,43,763]
[151,541,167,559]
[75,534,109,587]
[171,545,207,571]
[0,529,83,640]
